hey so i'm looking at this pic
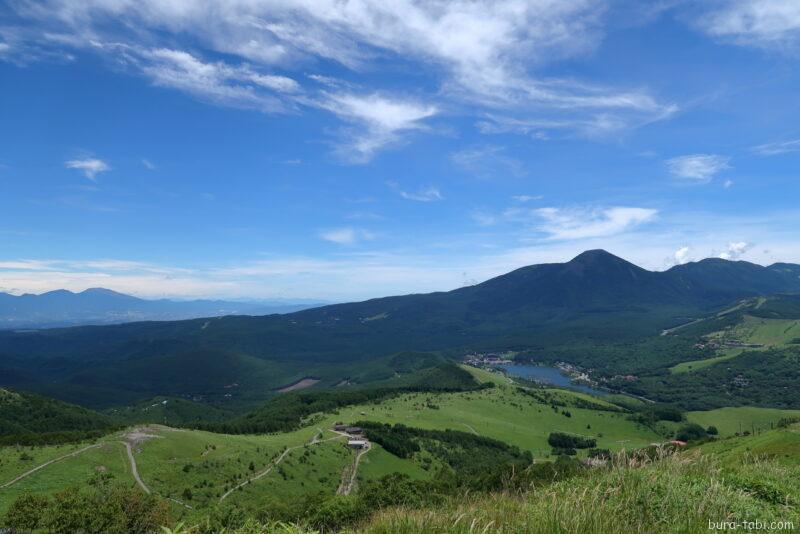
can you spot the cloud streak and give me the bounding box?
[665,154,730,183]
[534,206,658,240]
[7,0,678,156]
[64,157,110,180]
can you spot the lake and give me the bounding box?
[498,363,608,397]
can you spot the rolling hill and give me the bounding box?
[1,250,799,409]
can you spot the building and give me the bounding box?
[333,423,347,431]
[347,440,367,449]
[345,426,362,435]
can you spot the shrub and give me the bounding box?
[547,432,596,449]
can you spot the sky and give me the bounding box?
[1,0,800,301]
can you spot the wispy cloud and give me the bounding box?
[319,92,437,162]
[697,0,800,51]
[451,145,526,179]
[139,48,294,112]
[7,0,678,155]
[665,154,730,183]
[387,181,443,202]
[141,158,156,170]
[64,157,110,180]
[753,138,800,156]
[512,195,543,202]
[318,226,375,245]
[534,206,658,240]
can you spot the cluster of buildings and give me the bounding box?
[333,423,368,449]
[463,352,514,366]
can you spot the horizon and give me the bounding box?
[1,248,796,301]
[3,2,800,300]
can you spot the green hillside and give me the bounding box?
[3,377,800,532]
[2,252,799,410]
[0,389,116,444]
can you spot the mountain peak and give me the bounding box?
[80,287,128,297]
[568,249,627,265]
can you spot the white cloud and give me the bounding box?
[387,181,443,202]
[319,92,437,162]
[719,241,753,260]
[665,154,730,183]
[319,227,375,245]
[139,48,293,112]
[534,206,657,240]
[698,0,800,50]
[753,138,800,156]
[64,157,110,180]
[3,211,800,300]
[724,179,734,189]
[512,195,543,202]
[673,246,692,265]
[141,158,155,170]
[9,0,677,150]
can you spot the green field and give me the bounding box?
[0,376,661,520]
[688,406,800,437]
[670,348,743,374]
[0,440,129,516]
[670,315,800,374]
[5,367,800,530]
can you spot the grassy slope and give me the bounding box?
[356,425,800,534]
[688,406,800,437]
[0,373,659,521]
[0,441,129,516]
[670,315,799,374]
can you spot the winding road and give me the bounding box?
[120,441,150,494]
[1,431,153,496]
[336,443,371,496]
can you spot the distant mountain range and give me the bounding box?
[0,288,325,329]
[1,250,799,409]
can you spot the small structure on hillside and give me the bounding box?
[345,426,362,436]
[669,440,688,447]
[347,440,367,449]
[333,423,347,431]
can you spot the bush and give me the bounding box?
[706,426,718,435]
[675,423,708,442]
[547,432,596,449]
[4,485,170,533]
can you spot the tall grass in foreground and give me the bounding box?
[358,450,799,534]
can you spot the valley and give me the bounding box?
[2,251,800,532]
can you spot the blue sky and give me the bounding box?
[1,0,800,300]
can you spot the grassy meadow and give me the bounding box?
[671,315,800,374]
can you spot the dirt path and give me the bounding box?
[219,432,345,502]
[460,423,479,435]
[120,441,150,494]
[336,443,370,496]
[0,443,103,489]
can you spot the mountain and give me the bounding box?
[1,250,799,409]
[666,258,800,298]
[0,288,325,329]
